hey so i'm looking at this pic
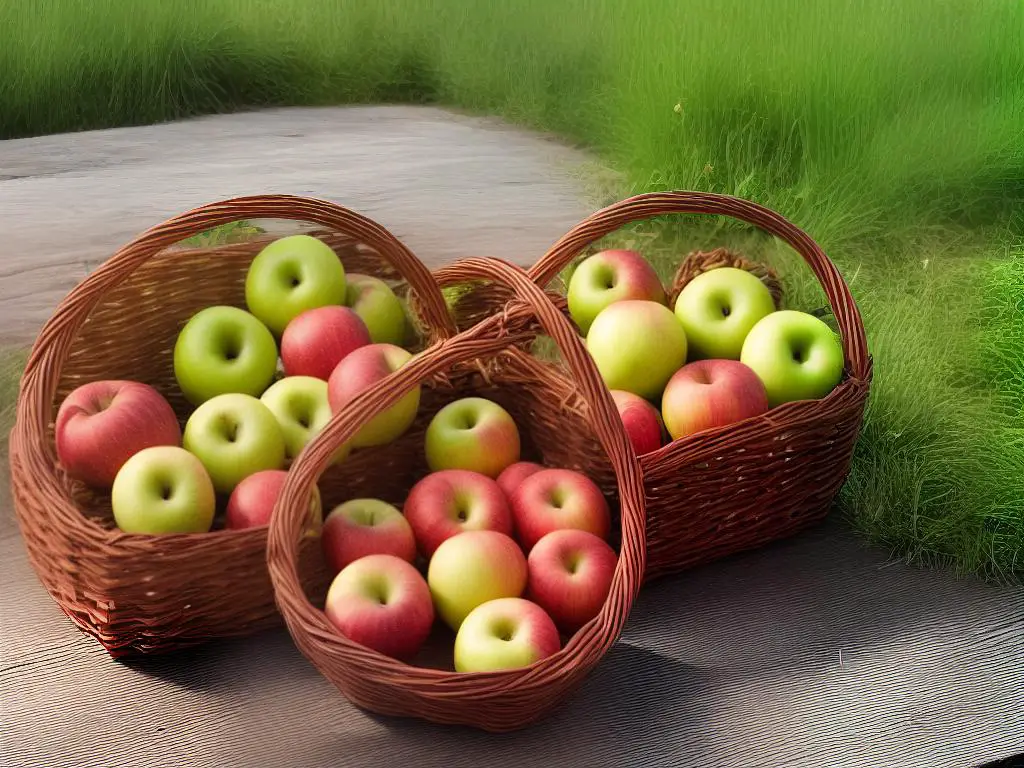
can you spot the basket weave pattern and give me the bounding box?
[267,258,647,732]
[7,195,456,655]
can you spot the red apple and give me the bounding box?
[224,469,323,532]
[661,359,769,441]
[495,461,545,500]
[327,343,420,448]
[610,390,663,455]
[527,529,618,634]
[55,380,182,488]
[403,469,513,558]
[566,249,667,335]
[281,305,371,381]
[510,468,611,552]
[324,554,435,660]
[321,498,417,573]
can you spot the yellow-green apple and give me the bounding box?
[496,461,545,500]
[173,305,278,404]
[610,390,663,455]
[259,375,349,464]
[343,273,407,346]
[111,446,216,534]
[224,468,323,532]
[673,267,776,360]
[324,554,434,660]
[403,469,513,557]
[510,468,611,552]
[427,530,527,630]
[424,397,520,478]
[740,310,845,407]
[586,300,688,399]
[280,306,371,381]
[182,393,285,493]
[245,234,347,336]
[55,380,182,488]
[321,499,417,574]
[661,359,769,440]
[453,597,561,673]
[327,343,420,448]
[526,529,617,634]
[566,250,666,335]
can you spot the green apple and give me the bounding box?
[673,267,776,360]
[740,310,845,407]
[427,530,527,630]
[586,299,688,400]
[173,306,278,404]
[327,343,420,448]
[244,235,347,336]
[566,250,666,335]
[424,397,520,478]
[111,446,216,534]
[453,597,561,673]
[182,393,286,493]
[259,375,349,464]
[343,273,408,346]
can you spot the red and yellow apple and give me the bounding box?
[427,530,527,630]
[610,390,663,455]
[224,468,323,532]
[55,380,182,488]
[280,305,371,381]
[424,397,520,478]
[586,300,688,400]
[453,597,561,673]
[510,468,611,552]
[661,359,769,440]
[324,554,434,660]
[566,250,666,335]
[403,469,514,557]
[527,529,617,634]
[327,343,420,448]
[321,499,417,574]
[496,461,545,500]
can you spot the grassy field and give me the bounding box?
[2,0,1021,580]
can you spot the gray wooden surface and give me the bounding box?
[1,106,1021,768]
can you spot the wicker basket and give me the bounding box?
[432,191,872,581]
[267,258,647,732]
[7,195,457,656]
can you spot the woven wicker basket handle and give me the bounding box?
[528,191,870,379]
[21,195,456,393]
[269,257,646,661]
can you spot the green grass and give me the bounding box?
[2,0,1021,580]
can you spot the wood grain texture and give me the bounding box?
[3,505,1021,768]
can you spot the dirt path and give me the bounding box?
[0,106,596,345]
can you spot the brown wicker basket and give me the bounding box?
[7,195,457,656]
[267,258,647,732]
[432,191,873,581]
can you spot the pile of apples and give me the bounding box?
[54,233,619,673]
[321,396,618,672]
[54,233,413,535]
[566,249,846,453]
